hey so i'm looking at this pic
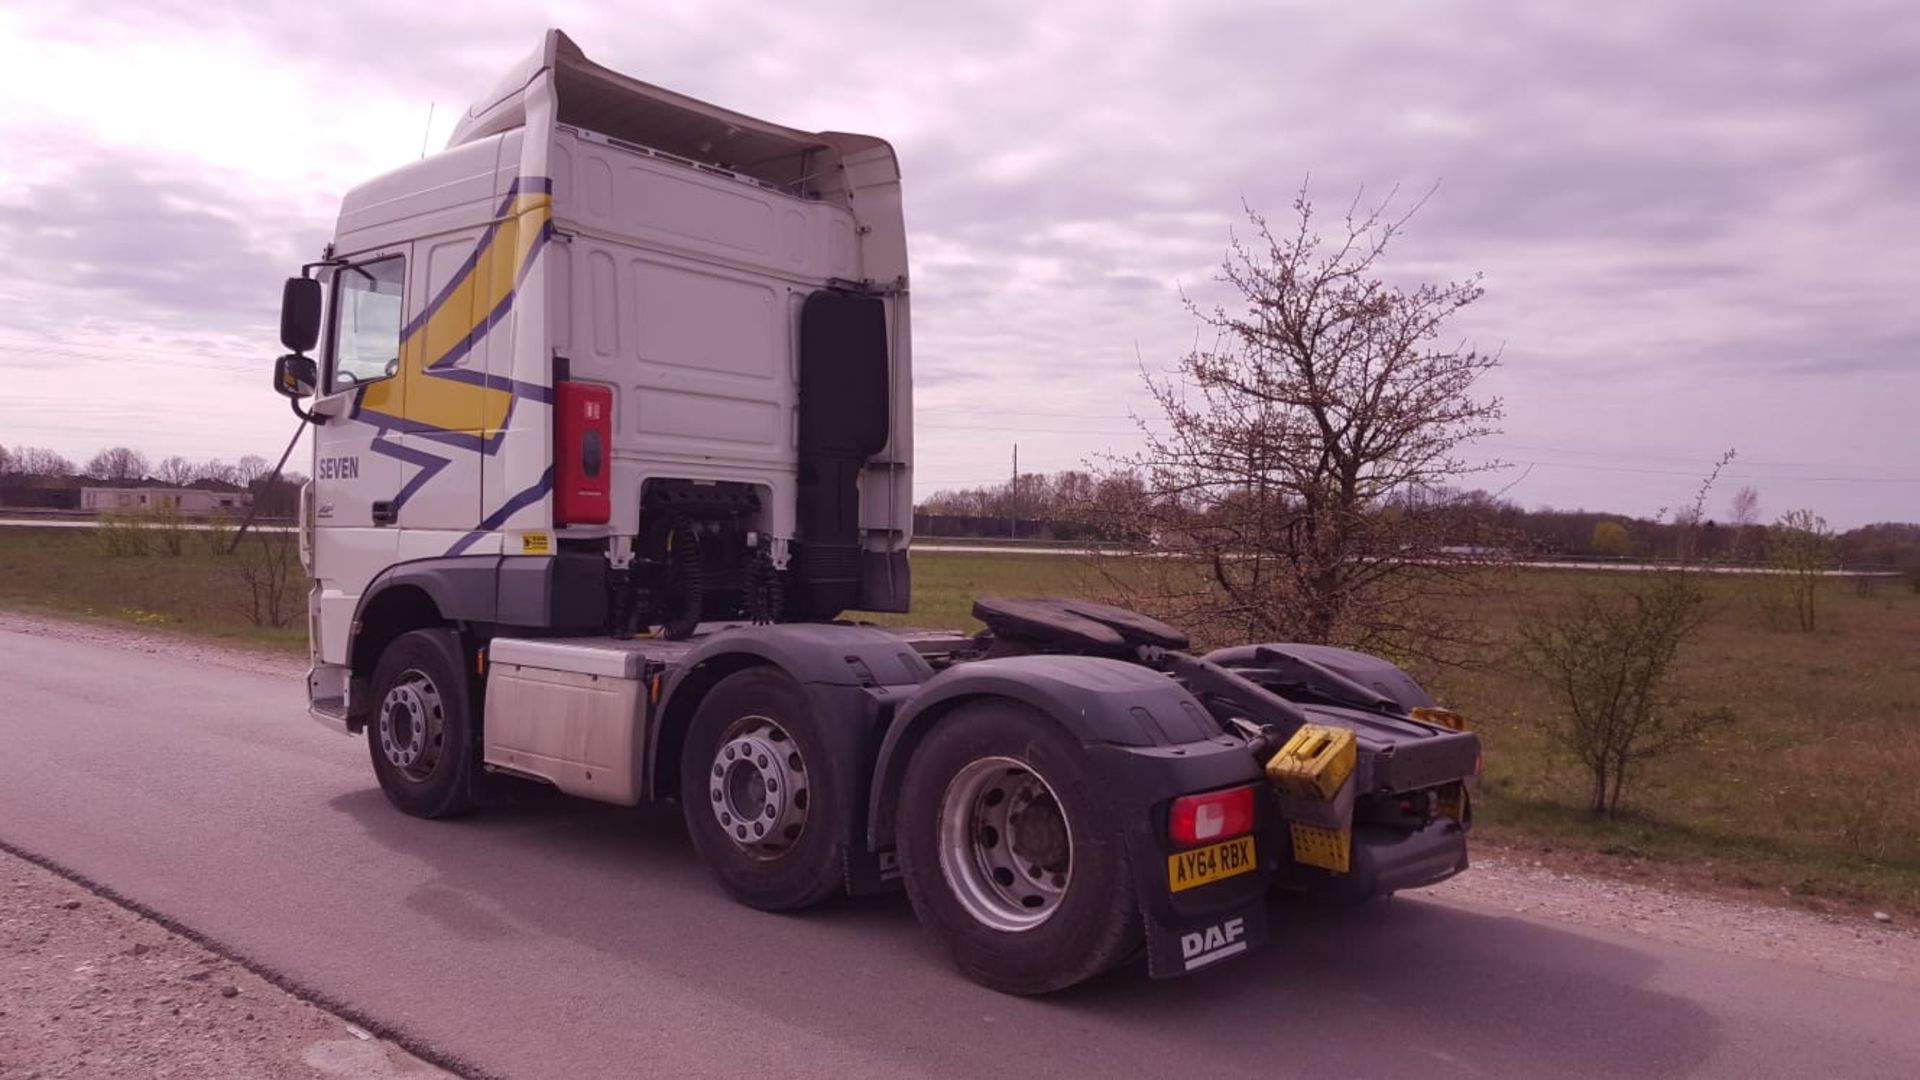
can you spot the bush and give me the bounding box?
[95,510,151,557]
[228,532,301,629]
[1768,509,1833,632]
[1518,569,1732,817]
[147,502,187,556]
[198,510,238,555]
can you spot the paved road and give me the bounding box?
[3,627,1918,1079]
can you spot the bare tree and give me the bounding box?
[1769,509,1833,632]
[7,446,76,477]
[1728,485,1761,561]
[85,447,149,483]
[155,455,197,486]
[235,454,271,488]
[196,458,240,486]
[1101,187,1506,655]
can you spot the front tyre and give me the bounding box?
[366,628,478,819]
[680,668,849,911]
[896,701,1141,995]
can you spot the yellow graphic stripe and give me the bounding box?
[359,191,552,437]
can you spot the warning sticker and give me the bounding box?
[521,532,551,554]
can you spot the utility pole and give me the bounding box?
[1011,443,1018,539]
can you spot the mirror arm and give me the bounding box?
[300,254,346,279]
[290,398,325,426]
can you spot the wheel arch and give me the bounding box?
[351,584,449,682]
[866,655,1218,851]
[646,623,934,802]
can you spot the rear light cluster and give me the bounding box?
[1168,784,1256,849]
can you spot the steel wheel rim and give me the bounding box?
[707,715,809,859]
[937,756,1073,933]
[377,669,445,781]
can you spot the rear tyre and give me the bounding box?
[366,628,477,819]
[896,701,1141,995]
[680,667,849,911]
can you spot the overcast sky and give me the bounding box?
[0,0,1914,527]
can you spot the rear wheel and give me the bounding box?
[896,701,1141,994]
[366,628,477,819]
[680,667,849,911]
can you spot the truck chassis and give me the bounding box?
[324,594,1476,994]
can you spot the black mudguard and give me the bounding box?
[1206,641,1435,712]
[651,623,935,895]
[869,655,1276,978]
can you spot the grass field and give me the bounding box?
[5,525,1916,913]
[867,553,1920,913]
[0,524,308,649]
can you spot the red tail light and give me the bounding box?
[1168,784,1257,849]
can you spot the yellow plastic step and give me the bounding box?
[1265,724,1357,802]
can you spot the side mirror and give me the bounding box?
[280,277,322,353]
[273,353,317,400]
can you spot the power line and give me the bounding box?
[1475,458,1920,485]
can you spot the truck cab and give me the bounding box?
[269,30,1478,995]
[282,30,913,726]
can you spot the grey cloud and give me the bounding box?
[0,150,321,334]
[3,0,1915,525]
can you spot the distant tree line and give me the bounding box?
[918,469,1914,573]
[0,444,304,518]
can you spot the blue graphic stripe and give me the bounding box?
[421,220,555,379]
[367,432,452,511]
[400,176,553,340]
[444,467,556,557]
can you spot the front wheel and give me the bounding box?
[896,701,1141,995]
[366,628,477,819]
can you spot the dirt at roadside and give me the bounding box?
[0,610,305,683]
[1428,849,1920,989]
[0,847,453,1080]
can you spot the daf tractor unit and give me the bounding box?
[269,30,1480,994]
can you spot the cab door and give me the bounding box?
[392,229,491,562]
[309,251,407,664]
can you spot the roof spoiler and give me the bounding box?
[448,29,895,195]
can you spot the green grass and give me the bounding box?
[0,525,308,651]
[869,558,1920,914]
[7,525,1917,913]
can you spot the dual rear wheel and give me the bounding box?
[679,675,1140,992]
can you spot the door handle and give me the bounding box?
[372,500,397,526]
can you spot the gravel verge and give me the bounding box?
[1428,851,1918,988]
[0,846,452,1079]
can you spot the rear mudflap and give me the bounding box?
[1090,741,1275,979]
[1142,894,1271,978]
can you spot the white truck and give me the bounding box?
[271,30,1480,994]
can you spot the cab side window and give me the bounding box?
[328,256,406,392]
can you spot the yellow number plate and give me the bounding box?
[1167,835,1257,893]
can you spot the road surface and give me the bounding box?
[2,625,1917,1079]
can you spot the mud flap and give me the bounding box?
[844,844,903,897]
[1144,900,1270,978]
